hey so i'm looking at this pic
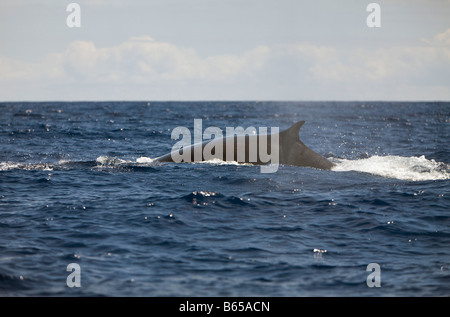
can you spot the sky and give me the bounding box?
[0,0,449,101]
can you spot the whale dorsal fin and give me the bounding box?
[282,121,305,141]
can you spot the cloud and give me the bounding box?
[280,41,450,100]
[0,32,449,100]
[422,28,450,46]
[56,36,269,83]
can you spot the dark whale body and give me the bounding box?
[154,121,334,171]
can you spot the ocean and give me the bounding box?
[0,101,449,296]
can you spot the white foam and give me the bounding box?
[95,156,129,165]
[0,162,19,171]
[136,156,154,163]
[196,158,252,166]
[0,162,54,171]
[331,155,450,181]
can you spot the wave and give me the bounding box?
[331,155,450,181]
[1,155,449,181]
[0,162,54,171]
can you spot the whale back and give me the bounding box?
[155,120,334,170]
[279,121,334,170]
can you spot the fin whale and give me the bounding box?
[154,121,334,171]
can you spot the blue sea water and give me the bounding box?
[0,101,449,296]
